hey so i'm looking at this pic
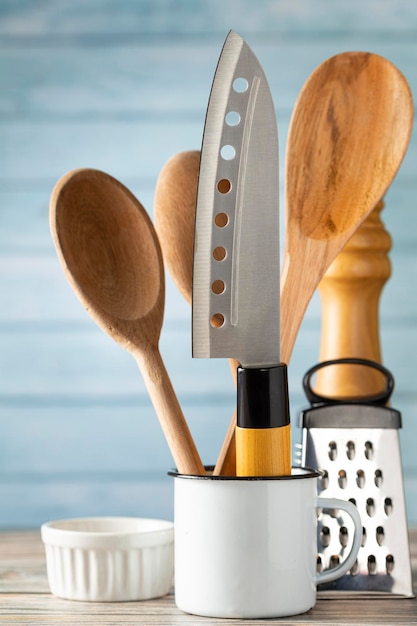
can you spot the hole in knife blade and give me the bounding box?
[211,280,225,295]
[220,144,236,160]
[233,77,249,93]
[225,111,240,126]
[210,313,225,328]
[214,212,228,227]
[213,246,226,261]
[217,178,231,194]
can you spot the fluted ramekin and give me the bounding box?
[41,517,174,602]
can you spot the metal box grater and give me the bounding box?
[297,359,414,597]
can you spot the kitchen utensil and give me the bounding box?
[215,50,414,475]
[192,31,290,476]
[41,517,174,601]
[299,358,413,597]
[170,467,362,618]
[154,150,237,475]
[296,199,414,596]
[281,51,413,361]
[154,150,200,307]
[50,168,205,476]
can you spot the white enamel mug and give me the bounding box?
[170,467,362,619]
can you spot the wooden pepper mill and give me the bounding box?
[314,199,391,398]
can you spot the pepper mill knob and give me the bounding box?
[315,199,391,398]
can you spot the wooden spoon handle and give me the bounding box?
[212,357,238,475]
[133,346,205,475]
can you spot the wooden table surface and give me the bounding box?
[1,530,417,625]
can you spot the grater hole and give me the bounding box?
[316,555,323,573]
[384,497,393,516]
[350,559,359,576]
[330,555,340,569]
[349,497,357,506]
[320,526,331,547]
[338,469,347,489]
[365,441,374,460]
[339,526,349,547]
[328,441,337,461]
[320,470,329,490]
[356,469,365,488]
[366,498,375,517]
[361,526,367,547]
[368,554,377,575]
[375,469,383,487]
[346,440,355,460]
[214,212,228,228]
[386,554,394,574]
[376,526,385,546]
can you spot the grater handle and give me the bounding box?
[303,358,394,406]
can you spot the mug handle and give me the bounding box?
[315,497,362,585]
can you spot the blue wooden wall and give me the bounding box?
[1,0,417,528]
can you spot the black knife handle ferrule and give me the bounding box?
[237,364,290,429]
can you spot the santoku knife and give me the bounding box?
[192,30,291,476]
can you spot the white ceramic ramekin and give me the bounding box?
[41,517,174,602]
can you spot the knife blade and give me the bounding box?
[192,30,291,476]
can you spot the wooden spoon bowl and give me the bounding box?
[54,170,162,328]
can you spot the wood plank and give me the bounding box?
[0,531,416,624]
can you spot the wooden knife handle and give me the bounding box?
[235,424,291,476]
[315,199,390,397]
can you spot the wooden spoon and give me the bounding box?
[50,168,205,476]
[281,51,413,363]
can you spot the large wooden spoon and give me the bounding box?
[50,168,205,476]
[281,51,413,363]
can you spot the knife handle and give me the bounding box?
[235,424,291,476]
[235,364,291,476]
